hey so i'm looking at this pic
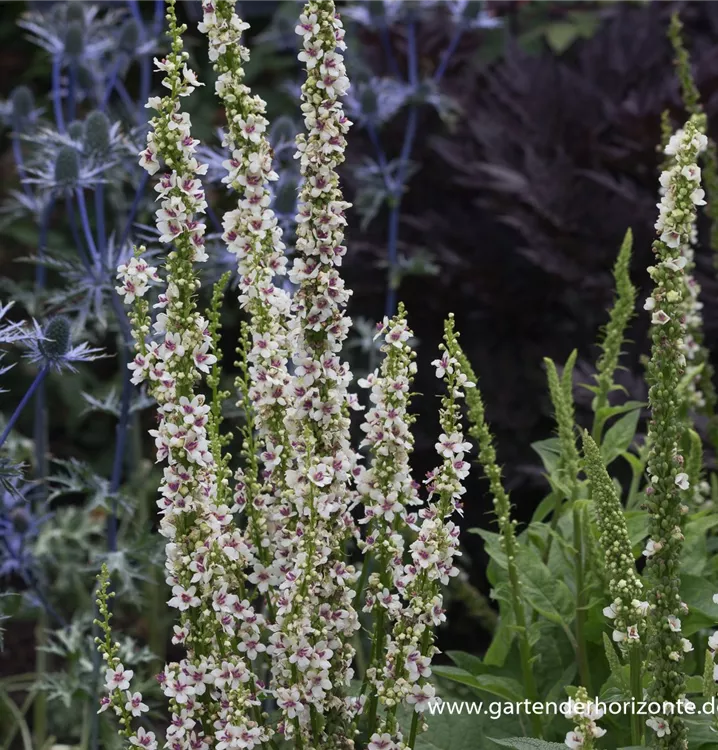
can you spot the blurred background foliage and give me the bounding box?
[2,0,718,742]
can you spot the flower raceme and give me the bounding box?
[104,2,473,749]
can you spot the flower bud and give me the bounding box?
[84,110,111,155]
[40,316,72,359]
[64,20,85,60]
[10,86,34,127]
[54,145,80,186]
[119,19,140,54]
[66,2,85,25]
[67,120,84,140]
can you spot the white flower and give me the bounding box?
[691,187,707,206]
[681,638,694,653]
[643,297,656,311]
[647,716,670,738]
[406,682,437,712]
[124,691,148,717]
[129,727,157,749]
[652,310,671,325]
[667,615,682,632]
[368,733,397,750]
[675,472,690,491]
[105,664,133,692]
[564,731,584,749]
[643,539,662,557]
[602,601,618,619]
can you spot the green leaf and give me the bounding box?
[595,400,645,426]
[469,528,508,570]
[624,511,650,547]
[600,407,641,465]
[516,547,574,627]
[484,617,516,668]
[531,438,562,478]
[490,738,568,750]
[447,651,488,676]
[432,666,525,702]
[679,574,718,635]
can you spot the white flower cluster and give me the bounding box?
[107,2,474,748]
[563,691,606,749]
[652,126,709,412]
[113,4,273,749]
[367,329,470,745]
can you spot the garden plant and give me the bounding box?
[4,2,718,750]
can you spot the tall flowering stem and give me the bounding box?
[582,431,647,745]
[269,2,362,745]
[356,304,418,737]
[372,316,469,749]
[454,339,543,739]
[115,3,275,748]
[643,117,707,750]
[198,0,294,610]
[667,12,718,437]
[591,229,636,441]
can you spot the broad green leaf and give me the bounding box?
[447,650,487,676]
[490,738,568,750]
[469,528,508,570]
[531,492,561,524]
[431,666,525,703]
[624,511,650,547]
[517,547,574,627]
[531,437,562,478]
[484,617,516,668]
[602,632,626,689]
[595,400,645,425]
[679,574,718,635]
[600,407,641,465]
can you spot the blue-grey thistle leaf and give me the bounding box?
[39,316,72,359]
[54,145,80,185]
[63,21,85,59]
[83,110,111,155]
[119,19,140,54]
[10,85,34,125]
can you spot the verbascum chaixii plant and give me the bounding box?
[99,2,473,749]
[643,117,707,749]
[75,5,718,750]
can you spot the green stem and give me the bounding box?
[508,565,544,738]
[573,504,592,695]
[32,612,48,749]
[630,646,643,746]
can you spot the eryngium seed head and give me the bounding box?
[40,316,72,359]
[54,146,80,185]
[11,86,34,124]
[64,21,84,59]
[67,121,84,140]
[66,2,85,25]
[83,110,110,155]
[119,19,140,53]
[359,87,378,117]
